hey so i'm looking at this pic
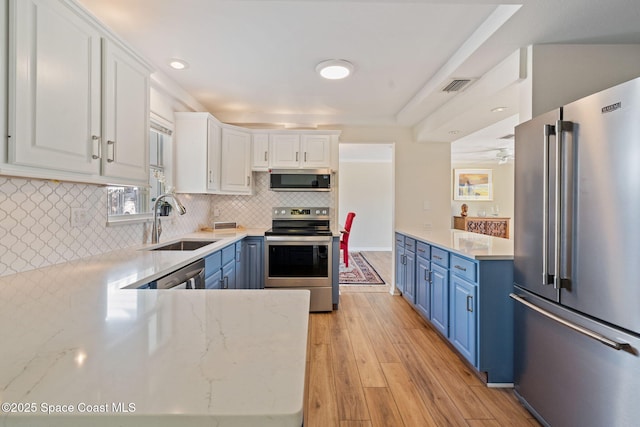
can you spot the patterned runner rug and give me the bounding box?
[339,252,385,285]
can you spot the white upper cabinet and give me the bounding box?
[269,134,301,168]
[5,0,151,185]
[300,134,331,168]
[220,128,252,194]
[251,133,269,171]
[269,133,331,168]
[174,113,220,193]
[9,0,102,175]
[174,114,251,195]
[101,39,150,184]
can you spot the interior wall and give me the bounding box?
[450,161,514,235]
[324,126,451,233]
[338,155,393,251]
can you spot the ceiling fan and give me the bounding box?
[495,148,514,164]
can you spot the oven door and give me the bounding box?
[264,235,332,288]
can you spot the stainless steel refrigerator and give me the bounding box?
[512,76,640,427]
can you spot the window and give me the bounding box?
[107,123,172,224]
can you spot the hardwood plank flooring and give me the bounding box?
[304,251,539,427]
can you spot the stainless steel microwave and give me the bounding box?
[269,169,331,191]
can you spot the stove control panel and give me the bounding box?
[272,207,330,219]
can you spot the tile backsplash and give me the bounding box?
[0,172,335,277]
[0,177,209,277]
[209,172,333,228]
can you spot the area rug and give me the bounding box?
[339,252,385,285]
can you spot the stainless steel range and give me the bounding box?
[264,207,333,312]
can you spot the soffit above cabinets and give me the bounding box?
[78,0,640,136]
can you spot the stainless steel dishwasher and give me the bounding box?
[144,259,205,289]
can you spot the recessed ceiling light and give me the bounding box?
[316,59,354,80]
[491,107,507,113]
[168,58,189,70]
[449,130,461,135]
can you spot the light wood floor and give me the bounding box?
[304,251,539,427]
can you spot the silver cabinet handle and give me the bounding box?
[295,151,299,162]
[466,295,473,312]
[433,255,442,260]
[224,276,229,289]
[509,293,631,351]
[454,265,467,272]
[304,152,307,162]
[91,135,101,159]
[107,140,115,163]
[264,151,268,161]
[209,170,213,183]
[246,176,250,186]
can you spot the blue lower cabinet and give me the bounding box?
[415,256,431,319]
[430,263,449,336]
[450,275,477,365]
[222,259,235,289]
[205,269,222,289]
[394,231,514,384]
[243,237,264,289]
[204,250,222,289]
[394,236,405,294]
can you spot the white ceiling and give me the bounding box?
[79,0,640,136]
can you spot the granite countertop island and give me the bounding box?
[0,229,309,427]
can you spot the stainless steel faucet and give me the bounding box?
[151,193,187,244]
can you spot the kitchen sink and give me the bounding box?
[149,240,219,251]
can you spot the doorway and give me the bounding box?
[338,143,394,251]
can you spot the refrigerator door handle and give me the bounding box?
[509,293,632,351]
[555,120,574,290]
[542,124,554,285]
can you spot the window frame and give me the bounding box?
[106,115,173,226]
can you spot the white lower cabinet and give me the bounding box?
[6,0,150,186]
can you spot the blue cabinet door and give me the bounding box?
[222,260,235,289]
[430,263,449,336]
[450,275,477,365]
[244,237,264,289]
[235,241,244,288]
[395,239,405,293]
[205,269,222,289]
[403,249,416,304]
[416,257,431,319]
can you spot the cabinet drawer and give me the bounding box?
[222,245,235,264]
[416,241,430,260]
[431,247,449,268]
[395,233,405,245]
[204,251,222,278]
[451,255,477,283]
[404,238,416,253]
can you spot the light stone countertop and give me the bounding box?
[396,228,514,260]
[0,228,310,426]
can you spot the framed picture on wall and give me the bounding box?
[454,169,493,201]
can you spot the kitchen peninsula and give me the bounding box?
[394,228,514,384]
[0,230,309,427]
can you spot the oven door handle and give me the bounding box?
[265,235,333,243]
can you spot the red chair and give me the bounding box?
[340,212,356,267]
